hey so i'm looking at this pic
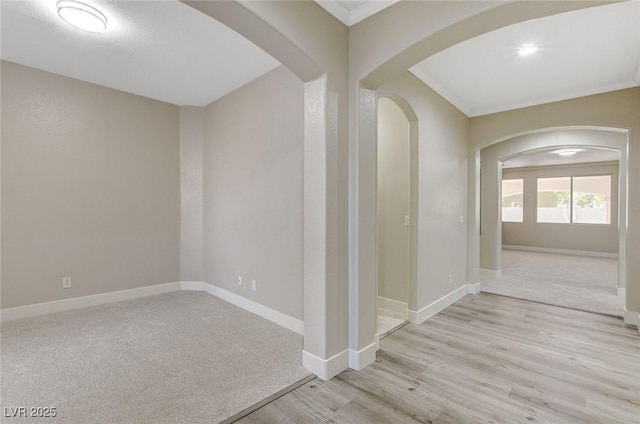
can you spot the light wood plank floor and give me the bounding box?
[237,293,640,424]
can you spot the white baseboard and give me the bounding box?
[302,334,378,379]
[180,281,205,291]
[407,285,468,325]
[0,282,181,322]
[468,282,482,294]
[377,296,408,318]
[623,309,640,334]
[1,281,305,338]
[503,245,618,259]
[199,282,304,336]
[349,339,377,371]
[480,268,502,281]
[302,348,349,381]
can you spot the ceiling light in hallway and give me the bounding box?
[554,148,583,157]
[518,43,538,56]
[56,1,107,32]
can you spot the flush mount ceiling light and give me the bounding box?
[57,1,107,32]
[518,43,538,57]
[554,148,583,157]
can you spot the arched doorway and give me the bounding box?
[475,127,628,316]
[376,96,417,336]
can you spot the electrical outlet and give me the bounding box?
[251,280,257,292]
[459,216,464,225]
[237,276,242,286]
[448,274,453,284]
[62,277,72,289]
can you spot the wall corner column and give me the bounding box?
[347,85,378,371]
[303,76,349,380]
[179,106,205,282]
[479,154,502,278]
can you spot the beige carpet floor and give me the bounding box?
[1,291,310,424]
[481,249,623,317]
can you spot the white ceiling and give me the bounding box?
[410,1,640,117]
[315,0,398,26]
[4,1,639,111]
[503,148,619,169]
[1,0,280,106]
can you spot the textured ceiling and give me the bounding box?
[410,1,640,117]
[1,0,281,106]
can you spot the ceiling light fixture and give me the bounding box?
[518,44,538,57]
[554,148,582,157]
[57,1,107,32]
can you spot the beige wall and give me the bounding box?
[469,87,640,314]
[502,162,619,254]
[377,98,410,304]
[200,0,625,372]
[378,72,469,311]
[202,66,304,320]
[1,61,180,309]
[179,107,205,281]
[345,1,604,356]
[185,1,351,362]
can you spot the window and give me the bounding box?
[573,175,611,224]
[502,179,524,222]
[537,177,571,223]
[537,175,611,224]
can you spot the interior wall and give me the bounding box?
[179,106,205,281]
[345,1,610,359]
[1,61,180,309]
[502,162,619,254]
[190,0,625,372]
[469,87,640,315]
[202,66,304,320]
[377,72,468,311]
[185,0,351,365]
[377,98,410,304]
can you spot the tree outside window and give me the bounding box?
[536,175,611,224]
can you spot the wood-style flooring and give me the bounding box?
[237,293,640,424]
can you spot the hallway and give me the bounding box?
[238,294,640,424]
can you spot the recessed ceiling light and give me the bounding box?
[57,1,107,32]
[554,148,582,157]
[518,44,538,57]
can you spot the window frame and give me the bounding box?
[535,173,612,225]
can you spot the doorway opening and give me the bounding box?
[376,97,411,336]
[477,129,627,317]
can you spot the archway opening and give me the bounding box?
[376,97,410,335]
[374,95,419,340]
[476,128,628,317]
